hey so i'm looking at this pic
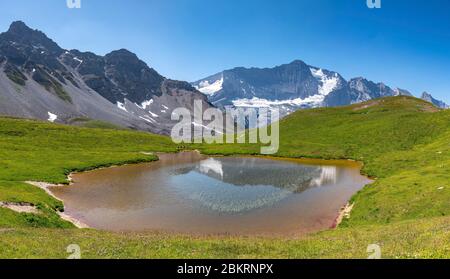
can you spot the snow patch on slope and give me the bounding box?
[47,112,57,122]
[139,99,153,110]
[310,68,338,96]
[73,57,83,64]
[195,76,224,96]
[139,115,157,124]
[232,95,325,108]
[117,102,127,112]
[148,111,159,118]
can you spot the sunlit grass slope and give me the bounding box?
[0,117,177,228]
[0,96,449,258]
[199,96,450,226]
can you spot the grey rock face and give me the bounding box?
[60,48,165,104]
[0,21,213,135]
[421,92,449,109]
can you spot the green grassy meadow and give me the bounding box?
[0,96,449,258]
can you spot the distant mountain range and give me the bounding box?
[421,92,449,109]
[0,21,447,135]
[0,21,212,134]
[193,60,448,116]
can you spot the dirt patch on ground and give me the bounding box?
[332,203,354,228]
[26,181,90,229]
[418,104,440,113]
[352,100,382,111]
[26,181,66,201]
[0,202,39,214]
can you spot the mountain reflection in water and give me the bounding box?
[169,157,339,213]
[49,152,371,235]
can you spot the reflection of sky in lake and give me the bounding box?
[170,157,338,214]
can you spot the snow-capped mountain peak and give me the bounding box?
[193,60,446,120]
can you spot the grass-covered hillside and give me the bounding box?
[0,96,449,258]
[0,117,176,228]
[199,96,450,227]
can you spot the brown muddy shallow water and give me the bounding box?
[50,152,372,236]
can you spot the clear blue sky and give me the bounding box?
[0,0,449,102]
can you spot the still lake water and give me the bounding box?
[50,152,371,236]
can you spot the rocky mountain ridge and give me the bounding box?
[0,21,212,134]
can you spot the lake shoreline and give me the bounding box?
[24,151,193,229]
[26,180,90,229]
[37,151,372,235]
